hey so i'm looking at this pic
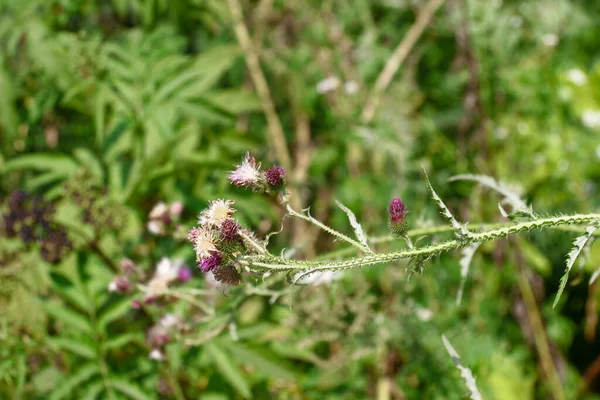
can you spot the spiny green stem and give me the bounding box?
[282,196,371,253]
[244,213,600,274]
[317,220,600,260]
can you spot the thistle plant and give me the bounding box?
[188,154,600,308]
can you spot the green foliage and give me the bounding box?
[3,0,600,399]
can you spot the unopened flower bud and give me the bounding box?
[265,165,286,191]
[388,197,408,236]
[220,219,241,241]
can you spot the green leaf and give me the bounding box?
[103,333,143,351]
[48,338,97,359]
[203,90,262,114]
[111,379,153,400]
[97,298,133,333]
[81,380,105,400]
[3,154,78,175]
[26,171,68,191]
[270,343,322,365]
[44,302,94,333]
[205,342,251,399]
[73,148,105,181]
[49,364,100,400]
[224,341,296,381]
[554,221,600,308]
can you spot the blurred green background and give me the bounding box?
[2,0,600,398]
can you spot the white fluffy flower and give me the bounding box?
[229,153,262,188]
[193,228,218,261]
[316,76,340,94]
[199,199,235,227]
[149,349,164,361]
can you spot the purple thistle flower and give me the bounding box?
[188,227,202,244]
[388,197,408,236]
[220,219,240,241]
[229,153,262,189]
[177,266,193,282]
[388,198,407,223]
[199,252,222,273]
[266,165,286,189]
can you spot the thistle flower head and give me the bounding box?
[388,197,408,236]
[199,199,235,227]
[220,219,241,241]
[266,165,286,190]
[229,153,262,189]
[192,228,218,261]
[388,197,407,223]
[199,252,222,273]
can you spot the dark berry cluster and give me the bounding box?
[2,191,72,263]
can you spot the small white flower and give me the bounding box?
[108,280,118,292]
[156,257,181,282]
[199,199,235,227]
[541,33,558,47]
[146,258,182,296]
[316,76,340,94]
[149,202,169,220]
[567,68,587,86]
[582,110,600,128]
[147,220,165,235]
[160,314,181,329]
[149,349,164,361]
[415,306,434,322]
[343,81,359,95]
[193,228,218,261]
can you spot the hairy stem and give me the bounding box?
[282,196,371,254]
[243,213,600,273]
